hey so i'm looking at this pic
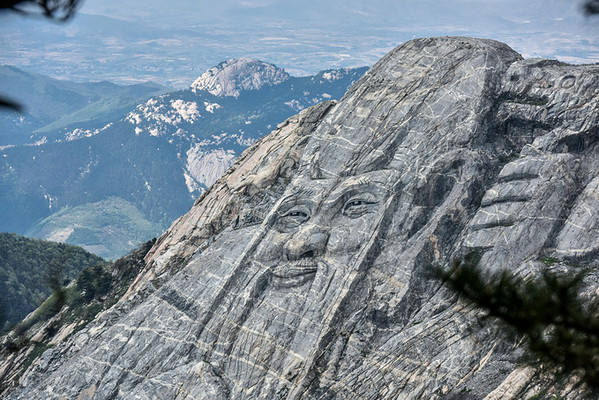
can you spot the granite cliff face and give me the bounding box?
[6,37,599,399]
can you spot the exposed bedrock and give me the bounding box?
[8,37,599,399]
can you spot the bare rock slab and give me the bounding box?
[7,37,599,400]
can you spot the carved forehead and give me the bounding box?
[327,169,395,196]
[283,169,395,203]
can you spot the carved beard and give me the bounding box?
[213,256,339,394]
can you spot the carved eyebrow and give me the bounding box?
[332,173,392,195]
[326,182,385,206]
[281,187,319,201]
[276,188,320,212]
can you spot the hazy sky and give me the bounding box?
[1,0,598,86]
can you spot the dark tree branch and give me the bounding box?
[584,0,599,15]
[0,96,23,112]
[0,0,82,111]
[0,0,81,21]
[434,254,599,389]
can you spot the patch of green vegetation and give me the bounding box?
[567,262,584,269]
[12,288,66,337]
[0,233,105,333]
[529,395,564,400]
[498,153,519,164]
[26,197,163,259]
[539,257,560,267]
[22,342,54,372]
[537,257,583,269]
[527,389,549,400]
[67,227,101,246]
[76,264,113,302]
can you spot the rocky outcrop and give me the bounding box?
[131,100,337,294]
[5,37,599,399]
[190,58,290,97]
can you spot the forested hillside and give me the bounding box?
[0,233,105,332]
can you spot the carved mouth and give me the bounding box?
[270,260,321,288]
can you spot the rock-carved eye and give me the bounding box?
[342,193,378,219]
[274,205,310,231]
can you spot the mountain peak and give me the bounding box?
[190,58,290,97]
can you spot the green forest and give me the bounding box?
[0,232,105,332]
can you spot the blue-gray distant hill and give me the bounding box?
[0,65,170,147]
[0,59,367,259]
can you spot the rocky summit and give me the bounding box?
[190,58,290,97]
[6,37,599,399]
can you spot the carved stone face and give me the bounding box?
[213,170,396,393]
[253,170,395,289]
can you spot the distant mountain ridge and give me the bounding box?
[0,65,170,147]
[0,60,368,259]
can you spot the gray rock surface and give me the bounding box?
[5,37,599,399]
[190,58,290,97]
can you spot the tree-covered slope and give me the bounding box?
[0,239,154,394]
[0,233,105,332]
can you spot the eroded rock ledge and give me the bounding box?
[6,37,599,399]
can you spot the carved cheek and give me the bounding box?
[328,223,364,255]
[328,212,380,257]
[255,231,288,263]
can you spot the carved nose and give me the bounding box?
[285,228,329,261]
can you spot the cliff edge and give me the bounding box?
[5,37,599,399]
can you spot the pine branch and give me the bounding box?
[434,254,599,388]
